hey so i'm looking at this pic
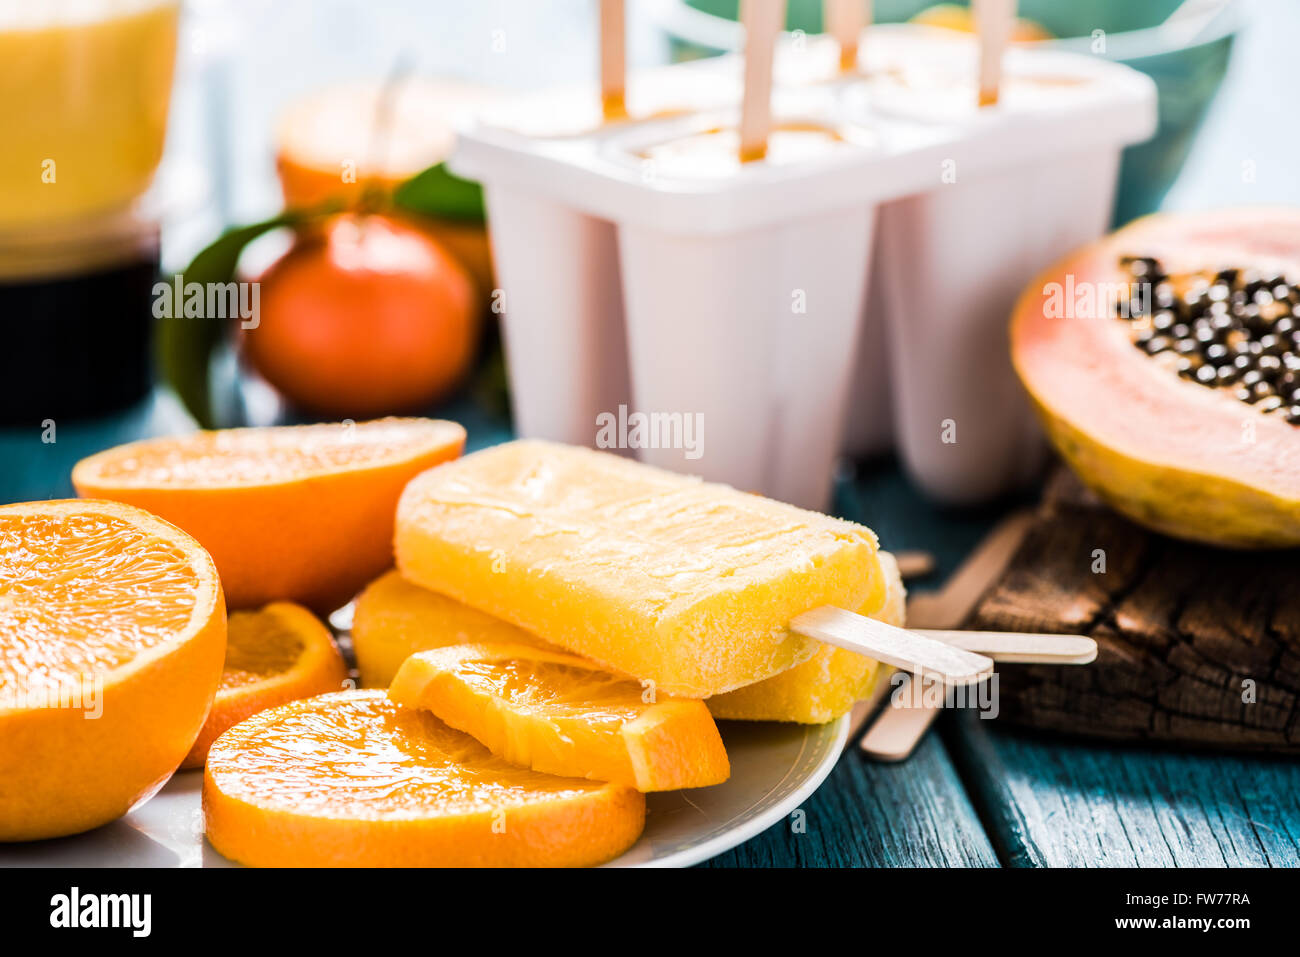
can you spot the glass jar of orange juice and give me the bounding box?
[0,0,180,229]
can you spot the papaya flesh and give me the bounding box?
[1011,208,1300,548]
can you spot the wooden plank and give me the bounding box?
[947,711,1300,867]
[704,731,999,867]
[933,470,1300,866]
[966,470,1300,752]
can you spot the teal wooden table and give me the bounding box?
[6,396,1297,868]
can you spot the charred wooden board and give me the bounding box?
[966,471,1300,752]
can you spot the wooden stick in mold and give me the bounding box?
[739,0,786,161]
[973,0,1015,106]
[600,0,627,119]
[824,0,868,71]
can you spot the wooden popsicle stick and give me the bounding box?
[599,0,627,119]
[859,674,936,762]
[848,631,1091,754]
[738,0,786,161]
[862,0,872,67]
[917,630,1097,665]
[792,606,994,687]
[845,663,896,745]
[849,631,1091,757]
[905,510,1033,630]
[824,0,866,71]
[858,510,1033,759]
[894,549,935,580]
[972,0,1015,106]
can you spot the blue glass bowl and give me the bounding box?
[651,0,1240,224]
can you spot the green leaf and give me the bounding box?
[392,162,485,222]
[155,209,317,428]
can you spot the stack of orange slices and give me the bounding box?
[2,417,901,867]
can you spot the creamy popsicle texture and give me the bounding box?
[395,440,887,699]
[708,550,905,723]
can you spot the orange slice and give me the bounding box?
[182,602,347,769]
[352,569,557,687]
[202,690,645,867]
[389,643,730,791]
[0,500,225,841]
[72,418,465,613]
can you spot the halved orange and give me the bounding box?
[389,643,730,791]
[72,418,465,613]
[182,602,348,769]
[352,569,557,687]
[203,690,645,867]
[0,500,225,841]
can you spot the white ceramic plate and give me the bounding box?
[609,715,848,867]
[0,716,847,868]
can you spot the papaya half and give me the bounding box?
[1011,207,1300,548]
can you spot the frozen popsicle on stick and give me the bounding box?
[395,440,992,699]
[739,0,787,161]
[973,0,1016,106]
[599,0,627,119]
[824,0,868,71]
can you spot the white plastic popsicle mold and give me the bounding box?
[485,185,630,444]
[618,193,877,508]
[836,27,1138,502]
[841,237,893,458]
[873,150,1121,503]
[452,24,1157,509]
[463,57,740,449]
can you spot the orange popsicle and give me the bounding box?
[395,440,888,698]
